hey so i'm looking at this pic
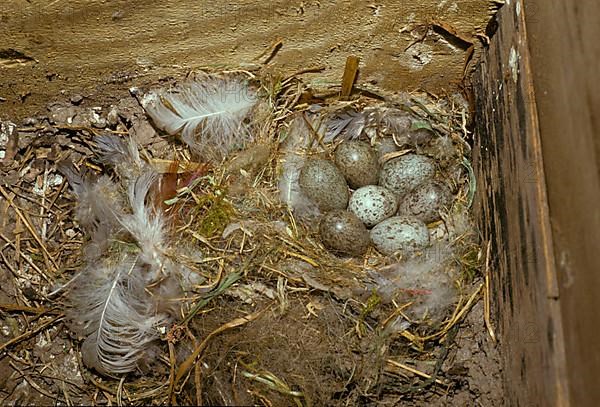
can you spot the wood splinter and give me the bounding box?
[340,55,360,100]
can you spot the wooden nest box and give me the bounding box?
[473,1,600,406]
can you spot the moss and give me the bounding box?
[357,290,382,336]
[193,191,235,237]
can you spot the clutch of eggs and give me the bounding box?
[296,136,454,257]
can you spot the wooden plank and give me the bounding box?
[524,0,600,406]
[472,0,570,405]
[0,0,497,119]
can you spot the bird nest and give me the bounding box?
[0,67,489,406]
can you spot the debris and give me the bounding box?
[70,95,84,105]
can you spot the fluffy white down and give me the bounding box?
[62,136,195,376]
[144,77,257,160]
[367,244,457,321]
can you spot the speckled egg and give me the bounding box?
[319,210,370,256]
[379,154,436,197]
[370,216,430,255]
[348,185,398,227]
[299,159,349,211]
[398,181,453,223]
[334,141,379,189]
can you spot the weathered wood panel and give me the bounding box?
[472,0,569,405]
[0,0,496,119]
[524,0,600,406]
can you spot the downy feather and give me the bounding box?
[323,109,366,142]
[63,136,190,376]
[378,108,412,137]
[117,170,165,275]
[278,153,321,222]
[58,162,124,259]
[73,254,171,375]
[366,244,457,321]
[144,77,257,160]
[278,115,321,221]
[95,135,145,179]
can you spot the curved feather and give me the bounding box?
[144,78,257,160]
[323,109,366,142]
[62,136,199,376]
[118,171,165,274]
[74,254,170,375]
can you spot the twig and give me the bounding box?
[253,39,283,65]
[386,359,448,386]
[0,185,58,274]
[0,315,64,353]
[180,271,242,326]
[340,55,360,100]
[0,303,57,314]
[394,324,459,394]
[483,241,496,342]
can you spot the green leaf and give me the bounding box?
[410,121,433,131]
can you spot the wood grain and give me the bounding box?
[0,0,495,119]
[472,0,570,405]
[525,0,600,405]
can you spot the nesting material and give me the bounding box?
[274,92,476,328]
[142,74,258,161]
[44,70,481,405]
[59,136,198,376]
[368,243,458,320]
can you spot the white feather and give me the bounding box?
[278,153,321,221]
[279,112,321,152]
[118,171,165,274]
[61,136,193,376]
[367,244,457,321]
[59,162,124,259]
[278,115,321,221]
[94,135,145,179]
[74,254,170,375]
[144,77,257,160]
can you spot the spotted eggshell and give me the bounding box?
[334,141,379,189]
[299,159,349,211]
[348,185,398,227]
[379,154,436,197]
[398,181,453,223]
[319,210,370,256]
[370,216,430,255]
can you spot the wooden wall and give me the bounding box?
[525,0,600,405]
[473,0,600,405]
[0,0,495,120]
